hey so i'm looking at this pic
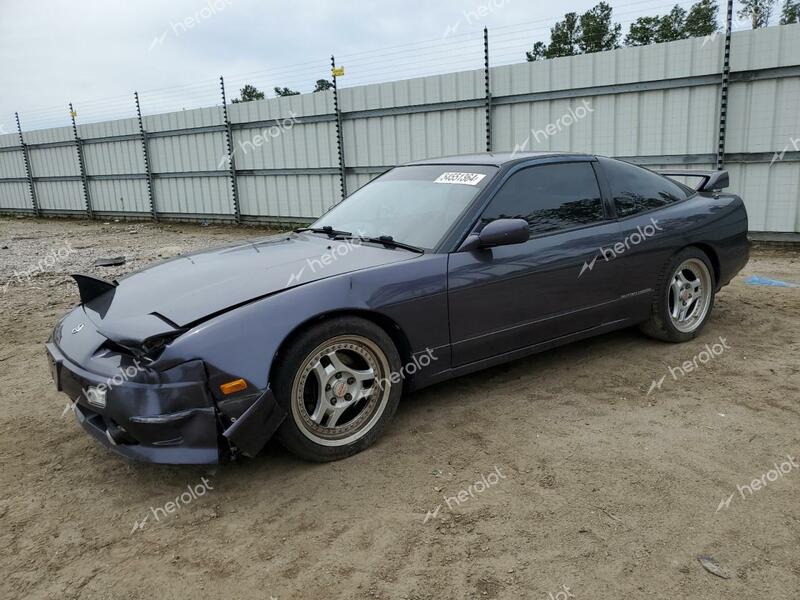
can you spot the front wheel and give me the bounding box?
[639,247,716,342]
[274,316,402,461]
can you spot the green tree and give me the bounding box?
[684,0,719,37]
[656,5,688,42]
[579,2,622,53]
[625,1,718,46]
[780,0,800,23]
[625,16,661,46]
[526,3,621,60]
[274,86,300,97]
[738,0,776,27]
[313,79,334,92]
[545,12,582,57]
[525,41,547,61]
[532,0,721,58]
[230,84,265,103]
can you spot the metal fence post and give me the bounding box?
[331,55,347,201]
[716,0,733,170]
[134,92,157,221]
[484,27,492,153]
[69,103,93,218]
[220,76,241,223]
[15,112,39,216]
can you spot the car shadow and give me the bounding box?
[397,326,645,417]
[126,326,664,479]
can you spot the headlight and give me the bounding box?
[139,331,186,360]
[111,330,185,362]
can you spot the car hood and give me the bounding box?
[82,232,419,341]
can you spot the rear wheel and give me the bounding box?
[274,317,402,461]
[640,247,715,342]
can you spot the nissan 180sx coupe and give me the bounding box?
[46,152,749,464]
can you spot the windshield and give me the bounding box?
[312,165,497,250]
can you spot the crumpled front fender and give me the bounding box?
[222,389,286,457]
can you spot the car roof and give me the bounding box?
[404,151,596,167]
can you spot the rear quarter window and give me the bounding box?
[599,157,690,218]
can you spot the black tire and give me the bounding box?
[639,247,716,343]
[274,316,403,462]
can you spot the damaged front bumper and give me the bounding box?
[45,342,285,464]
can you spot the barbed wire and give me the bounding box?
[5,0,741,133]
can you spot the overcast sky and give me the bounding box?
[0,0,737,133]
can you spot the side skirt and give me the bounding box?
[409,318,633,391]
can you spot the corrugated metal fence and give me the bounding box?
[1,24,799,233]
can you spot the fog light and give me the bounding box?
[85,386,106,408]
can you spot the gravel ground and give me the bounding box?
[0,215,798,600]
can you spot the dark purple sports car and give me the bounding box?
[46,152,749,464]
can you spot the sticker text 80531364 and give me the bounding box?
[434,172,486,186]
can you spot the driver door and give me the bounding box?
[447,160,625,367]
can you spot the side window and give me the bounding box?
[599,157,688,218]
[480,162,605,236]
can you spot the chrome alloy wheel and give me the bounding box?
[291,335,391,447]
[667,258,713,333]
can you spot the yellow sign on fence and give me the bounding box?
[332,66,345,77]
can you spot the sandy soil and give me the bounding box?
[0,215,798,600]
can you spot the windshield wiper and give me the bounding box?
[347,235,424,253]
[294,225,352,238]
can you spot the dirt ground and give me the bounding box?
[0,215,798,600]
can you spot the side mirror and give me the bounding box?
[458,218,530,251]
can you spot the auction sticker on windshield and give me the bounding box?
[434,172,487,185]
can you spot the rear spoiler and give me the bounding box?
[657,169,729,192]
